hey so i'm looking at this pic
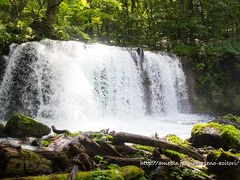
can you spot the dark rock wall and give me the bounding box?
[0,55,7,83]
[182,56,240,115]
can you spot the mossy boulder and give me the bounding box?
[0,147,52,177]
[13,165,144,180]
[190,122,240,151]
[206,149,240,180]
[0,123,4,136]
[4,114,51,138]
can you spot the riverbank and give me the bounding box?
[0,114,239,180]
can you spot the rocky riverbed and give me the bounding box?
[0,114,239,180]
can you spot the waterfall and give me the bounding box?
[0,39,204,138]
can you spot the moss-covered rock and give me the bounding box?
[4,114,51,138]
[11,165,144,180]
[206,149,240,180]
[190,122,240,151]
[0,148,52,177]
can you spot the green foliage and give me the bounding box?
[18,166,145,180]
[66,130,82,137]
[170,167,209,180]
[41,140,51,147]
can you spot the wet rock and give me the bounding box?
[207,149,240,180]
[190,122,240,151]
[4,114,51,138]
[0,123,4,137]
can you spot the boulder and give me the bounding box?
[0,144,52,177]
[4,114,51,138]
[190,122,240,151]
[207,149,240,180]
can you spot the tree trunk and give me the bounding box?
[46,0,63,25]
[112,132,204,161]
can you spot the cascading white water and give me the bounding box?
[0,39,209,138]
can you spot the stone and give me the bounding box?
[190,122,240,151]
[4,114,51,138]
[207,149,240,180]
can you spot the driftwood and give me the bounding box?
[112,132,204,161]
[78,137,123,157]
[68,165,78,180]
[104,156,144,166]
[115,143,138,155]
[52,126,70,134]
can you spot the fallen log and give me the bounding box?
[112,132,204,161]
[115,143,138,155]
[52,126,70,134]
[36,151,70,171]
[104,156,144,166]
[78,137,123,157]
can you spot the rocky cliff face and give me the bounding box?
[182,56,240,115]
[0,55,7,83]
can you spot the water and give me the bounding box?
[0,40,210,139]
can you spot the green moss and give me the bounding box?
[132,145,154,152]
[89,132,113,142]
[165,134,190,147]
[213,148,240,159]
[16,166,144,180]
[5,114,51,138]
[192,122,221,136]
[164,150,187,162]
[4,150,52,176]
[66,130,82,137]
[119,166,145,180]
[11,114,38,127]
[90,132,104,139]
[191,122,240,150]
[41,140,51,147]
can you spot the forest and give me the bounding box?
[0,1,240,180]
